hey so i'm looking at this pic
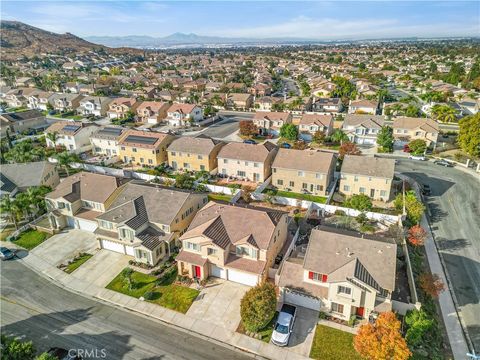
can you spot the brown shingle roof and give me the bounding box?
[343,114,384,128]
[217,141,277,162]
[341,155,395,179]
[299,114,333,127]
[272,149,336,173]
[393,117,439,133]
[167,136,223,155]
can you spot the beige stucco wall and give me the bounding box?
[272,162,334,196]
[339,173,393,201]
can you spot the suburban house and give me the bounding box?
[342,114,385,145]
[255,96,283,111]
[226,93,254,110]
[0,173,19,198]
[106,97,139,119]
[50,93,84,113]
[277,226,397,321]
[298,114,334,141]
[0,161,60,193]
[166,103,203,127]
[45,172,130,232]
[176,202,288,286]
[348,99,379,115]
[4,88,37,108]
[312,98,343,113]
[118,129,175,166]
[135,101,170,124]
[252,111,293,136]
[392,117,439,147]
[78,96,113,117]
[90,126,127,157]
[95,182,208,266]
[167,135,225,173]
[339,155,395,201]
[0,110,47,136]
[27,91,54,111]
[45,121,99,153]
[272,149,336,197]
[217,141,278,183]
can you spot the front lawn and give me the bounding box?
[106,267,199,313]
[265,189,327,204]
[13,229,50,250]
[237,312,278,343]
[208,193,233,202]
[310,325,361,360]
[64,253,93,274]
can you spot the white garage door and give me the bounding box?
[125,246,135,256]
[363,138,375,145]
[101,239,126,254]
[76,218,98,232]
[284,289,321,311]
[227,269,258,286]
[210,264,227,279]
[66,216,75,228]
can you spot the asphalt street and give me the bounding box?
[395,159,480,350]
[0,260,252,360]
[199,112,254,139]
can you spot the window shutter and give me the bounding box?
[308,271,314,280]
[322,274,328,282]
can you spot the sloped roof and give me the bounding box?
[273,148,336,173]
[341,155,395,179]
[393,117,439,133]
[343,114,384,129]
[167,136,223,155]
[217,141,277,162]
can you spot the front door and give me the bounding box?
[370,189,375,198]
[193,265,201,279]
[356,307,365,317]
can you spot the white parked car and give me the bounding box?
[271,304,296,346]
[409,155,427,161]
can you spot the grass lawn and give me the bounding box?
[0,225,15,241]
[106,267,199,313]
[265,189,327,204]
[208,193,233,202]
[13,229,50,250]
[64,253,93,274]
[237,312,278,343]
[310,325,361,360]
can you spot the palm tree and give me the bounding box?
[330,129,349,144]
[55,151,78,177]
[0,197,19,229]
[46,131,58,148]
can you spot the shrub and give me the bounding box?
[318,311,328,319]
[240,282,277,332]
[143,291,157,300]
[344,194,373,211]
[348,315,357,327]
[360,223,375,233]
[356,212,368,225]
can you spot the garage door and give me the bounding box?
[210,264,226,279]
[76,218,98,232]
[66,216,75,228]
[125,246,135,256]
[227,269,258,286]
[101,239,126,254]
[363,138,375,145]
[284,289,321,311]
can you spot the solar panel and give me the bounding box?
[100,127,123,136]
[124,135,157,145]
[63,124,81,132]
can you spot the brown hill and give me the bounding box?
[0,21,141,60]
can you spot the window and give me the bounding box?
[308,271,328,282]
[331,302,344,314]
[171,152,176,156]
[302,183,308,189]
[198,155,203,160]
[236,246,257,258]
[207,248,217,256]
[237,170,246,177]
[289,181,295,187]
[359,187,366,194]
[254,162,259,168]
[343,185,350,191]
[223,159,228,164]
[148,159,153,164]
[272,168,276,173]
[316,185,323,191]
[298,171,305,177]
[200,165,205,171]
[316,173,323,179]
[380,190,387,197]
[121,228,134,241]
[100,220,113,230]
[140,158,144,163]
[277,179,283,185]
[337,286,352,295]
[354,176,359,182]
[184,241,199,252]
[132,148,137,152]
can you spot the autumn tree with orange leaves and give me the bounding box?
[354,311,411,360]
[419,273,445,298]
[407,225,427,247]
[339,141,361,159]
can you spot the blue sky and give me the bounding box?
[2,1,479,39]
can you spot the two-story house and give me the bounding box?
[298,114,334,141]
[78,96,113,117]
[135,101,170,124]
[255,96,283,112]
[27,91,54,111]
[342,114,385,145]
[106,97,139,119]
[50,93,84,113]
[90,126,127,157]
[0,110,48,136]
[339,155,395,201]
[312,98,343,113]
[118,130,175,166]
[166,103,203,127]
[1,161,60,193]
[226,93,254,110]
[348,99,379,115]
[252,111,293,136]
[392,117,439,148]
[95,182,208,265]
[4,87,37,108]
[45,121,99,153]
[167,135,225,173]
[45,172,130,232]
[217,141,278,183]
[272,149,336,196]
[176,202,288,286]
[277,226,396,321]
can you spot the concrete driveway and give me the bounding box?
[71,249,131,287]
[187,278,249,331]
[288,306,318,356]
[30,229,97,266]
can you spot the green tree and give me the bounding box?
[394,190,425,224]
[55,151,79,177]
[279,123,299,141]
[312,130,326,144]
[174,173,195,189]
[344,194,373,211]
[0,196,20,229]
[408,139,427,155]
[240,282,277,332]
[376,125,394,153]
[404,308,435,348]
[405,104,421,117]
[0,334,36,360]
[330,76,357,102]
[457,113,480,157]
[35,353,59,360]
[431,104,457,123]
[329,128,349,144]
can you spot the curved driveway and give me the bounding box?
[395,159,480,350]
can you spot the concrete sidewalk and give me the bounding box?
[16,250,309,360]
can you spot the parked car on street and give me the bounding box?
[243,139,256,144]
[421,184,431,196]
[403,144,411,153]
[271,304,296,347]
[409,155,427,161]
[434,159,454,167]
[280,142,291,149]
[0,247,15,261]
